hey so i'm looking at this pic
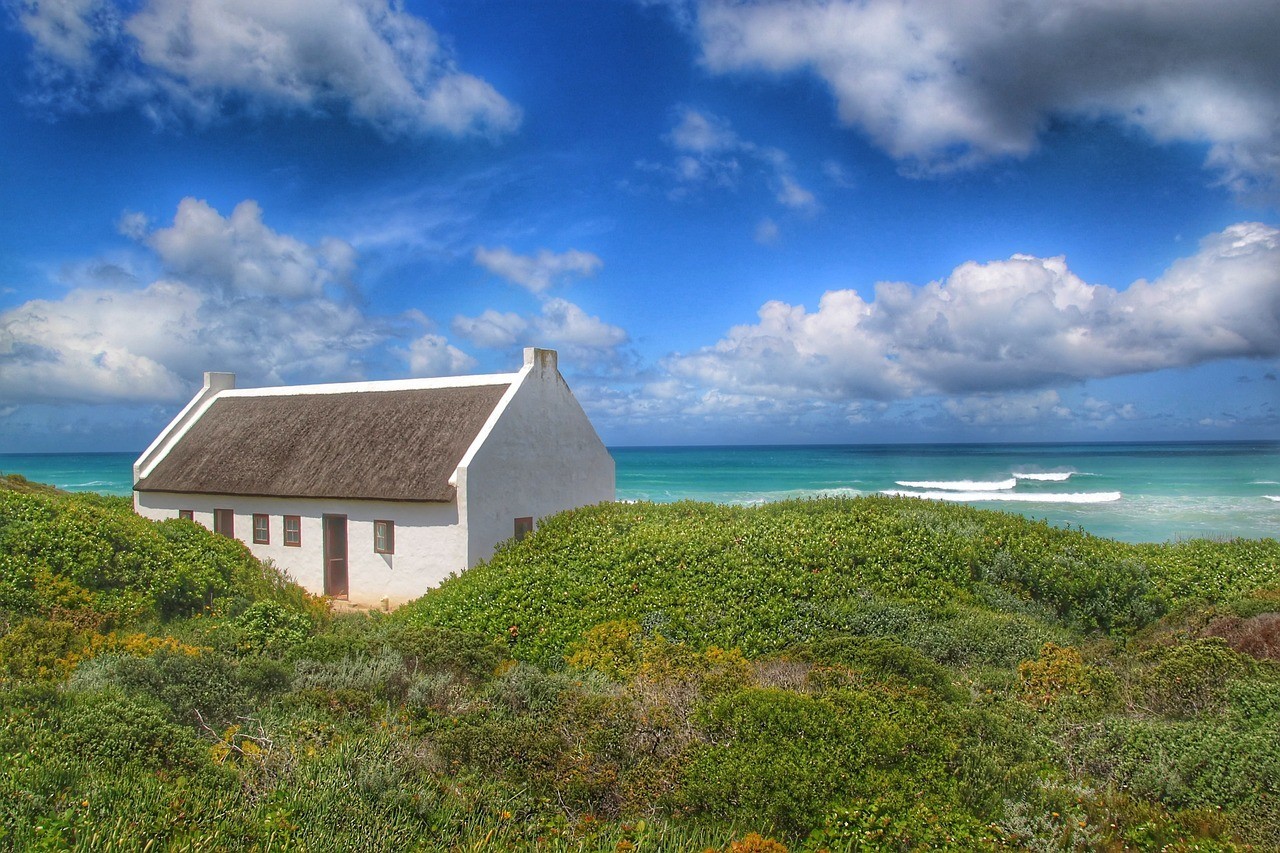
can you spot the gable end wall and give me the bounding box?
[458,355,614,566]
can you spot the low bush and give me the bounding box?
[56,688,207,771]
[1018,642,1119,714]
[0,490,315,626]
[677,686,970,840]
[1204,611,1280,661]
[74,649,249,729]
[800,635,960,698]
[1136,637,1253,718]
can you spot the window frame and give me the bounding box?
[214,508,234,538]
[178,509,194,521]
[252,513,270,545]
[283,515,302,547]
[374,520,395,555]
[514,516,533,541]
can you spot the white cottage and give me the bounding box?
[133,348,615,607]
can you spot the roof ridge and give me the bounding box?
[222,372,519,398]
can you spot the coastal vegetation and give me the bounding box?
[2,478,1279,850]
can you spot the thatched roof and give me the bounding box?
[135,383,510,502]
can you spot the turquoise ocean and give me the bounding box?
[2,442,1277,544]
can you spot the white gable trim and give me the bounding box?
[448,361,534,488]
[222,372,520,399]
[134,372,234,483]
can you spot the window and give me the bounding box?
[374,520,395,554]
[514,516,533,541]
[283,515,301,547]
[214,509,234,538]
[252,513,270,545]
[178,510,194,521]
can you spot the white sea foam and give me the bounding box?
[883,489,1122,504]
[895,478,1016,491]
[727,487,865,506]
[1013,472,1073,482]
[814,487,864,499]
[1265,495,1280,503]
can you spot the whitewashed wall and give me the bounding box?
[457,348,615,566]
[134,493,464,608]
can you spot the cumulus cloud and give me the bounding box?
[473,246,603,294]
[452,298,628,356]
[652,106,819,213]
[451,309,528,349]
[405,334,477,376]
[459,244,629,364]
[536,297,628,350]
[0,198,466,406]
[684,0,1280,191]
[668,222,1280,403]
[16,0,520,138]
[146,198,356,299]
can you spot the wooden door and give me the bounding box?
[323,514,348,599]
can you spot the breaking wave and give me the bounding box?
[1013,472,1074,482]
[1265,495,1280,503]
[883,489,1122,504]
[895,478,1017,491]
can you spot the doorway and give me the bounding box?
[323,514,348,599]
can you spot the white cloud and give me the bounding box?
[405,334,477,376]
[534,298,628,349]
[18,0,104,69]
[668,222,1280,404]
[473,246,603,294]
[775,175,817,211]
[17,0,520,138]
[116,210,149,240]
[668,107,739,153]
[451,309,528,349]
[453,298,628,354]
[689,0,1280,191]
[656,106,818,211]
[146,198,355,298]
[0,198,464,406]
[754,217,780,245]
[459,243,628,364]
[943,391,1070,427]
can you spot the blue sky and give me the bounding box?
[1,0,1277,451]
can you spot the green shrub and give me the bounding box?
[400,498,1270,670]
[1138,638,1253,718]
[56,688,206,770]
[1073,714,1280,832]
[801,635,960,699]
[291,647,411,706]
[815,794,1001,850]
[677,686,964,839]
[0,490,315,626]
[224,599,313,656]
[379,621,509,681]
[1018,642,1118,713]
[69,649,249,729]
[0,618,86,683]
